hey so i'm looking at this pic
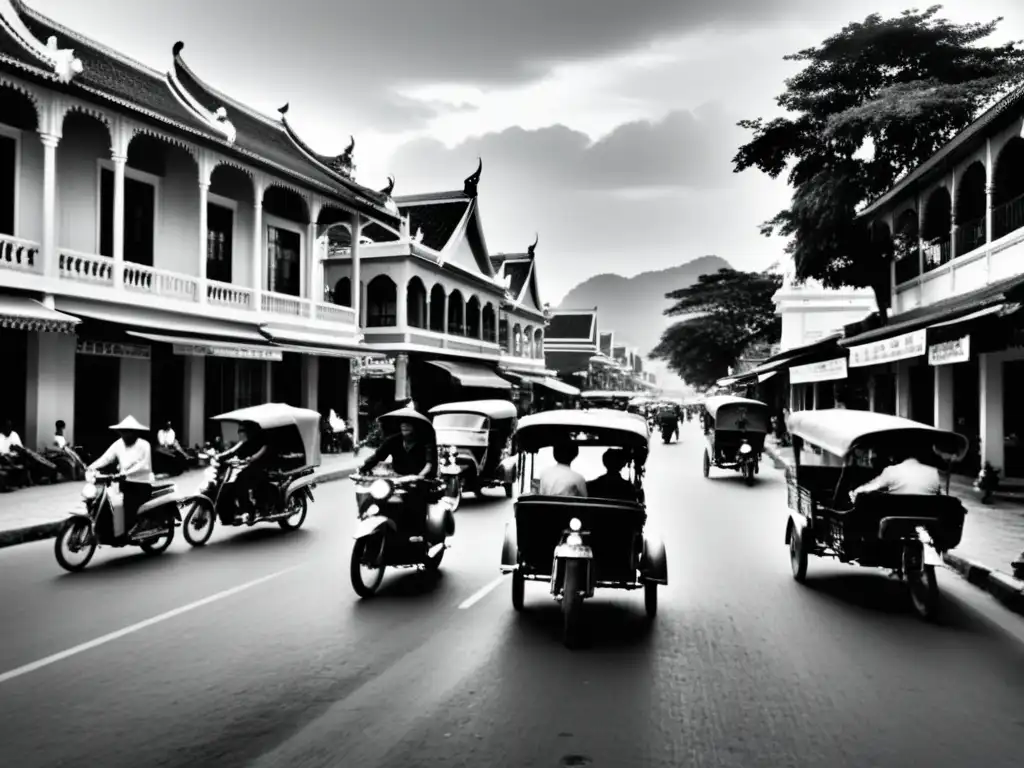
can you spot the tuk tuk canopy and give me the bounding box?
[786,409,969,461]
[515,409,649,453]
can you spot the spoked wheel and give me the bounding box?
[424,540,445,572]
[904,546,939,620]
[139,519,175,555]
[511,569,524,611]
[789,527,808,583]
[702,450,711,478]
[183,502,215,546]
[54,518,97,572]
[644,581,658,619]
[561,560,585,648]
[743,463,755,486]
[504,482,514,499]
[278,494,308,531]
[350,534,386,598]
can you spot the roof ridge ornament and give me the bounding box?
[527,233,538,256]
[463,157,482,197]
[379,175,395,196]
[168,40,236,141]
[278,102,289,116]
[1,0,83,82]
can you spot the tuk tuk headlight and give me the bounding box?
[565,532,583,547]
[369,478,393,500]
[569,517,582,532]
[739,443,752,455]
[81,483,98,500]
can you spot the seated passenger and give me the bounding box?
[849,447,942,502]
[587,449,636,502]
[539,442,587,497]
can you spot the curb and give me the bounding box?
[0,466,358,551]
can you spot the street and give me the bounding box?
[2,420,1024,768]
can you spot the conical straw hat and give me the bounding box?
[109,415,149,432]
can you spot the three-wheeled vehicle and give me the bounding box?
[430,399,518,503]
[349,408,458,597]
[701,395,769,485]
[181,403,320,545]
[784,410,968,620]
[499,409,667,647]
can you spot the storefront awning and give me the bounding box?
[259,327,375,358]
[0,296,80,334]
[57,302,264,340]
[717,335,847,386]
[126,331,283,361]
[539,377,581,396]
[426,360,512,390]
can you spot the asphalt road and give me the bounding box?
[3,420,1024,768]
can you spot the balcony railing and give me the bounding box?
[922,235,951,272]
[955,218,986,256]
[0,243,355,327]
[993,193,1024,240]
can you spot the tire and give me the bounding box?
[561,560,585,648]
[512,569,524,611]
[504,482,514,499]
[350,535,386,598]
[183,501,215,546]
[644,581,658,619]
[743,464,755,486]
[702,450,711,478]
[278,494,308,531]
[54,518,97,572]
[790,527,808,583]
[139,519,175,555]
[424,540,445,572]
[904,545,939,620]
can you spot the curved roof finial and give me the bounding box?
[463,157,483,197]
[278,103,289,116]
[528,232,538,256]
[343,135,355,159]
[379,175,396,196]
[172,41,185,58]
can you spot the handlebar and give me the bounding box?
[86,472,124,485]
[352,473,427,485]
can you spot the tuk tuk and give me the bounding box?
[784,409,969,620]
[429,399,518,502]
[701,395,770,484]
[181,403,321,545]
[580,390,632,411]
[499,409,666,648]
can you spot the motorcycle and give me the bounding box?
[53,471,182,572]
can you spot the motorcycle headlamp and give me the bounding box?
[569,517,582,532]
[81,483,98,500]
[368,478,393,500]
[739,443,752,455]
[565,532,583,547]
[203,466,218,483]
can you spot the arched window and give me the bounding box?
[366,275,397,327]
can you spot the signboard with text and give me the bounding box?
[76,339,151,360]
[171,343,283,362]
[927,335,970,366]
[789,357,848,384]
[848,329,926,368]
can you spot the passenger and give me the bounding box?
[539,442,587,497]
[587,449,635,502]
[88,416,154,540]
[849,447,942,502]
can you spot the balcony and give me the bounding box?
[0,234,357,328]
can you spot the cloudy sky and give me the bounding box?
[31,0,1024,304]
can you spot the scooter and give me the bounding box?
[53,471,183,572]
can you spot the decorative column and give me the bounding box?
[347,362,361,445]
[307,221,320,319]
[985,138,994,246]
[867,376,877,412]
[198,179,209,304]
[301,356,319,411]
[252,181,265,311]
[934,365,954,431]
[397,275,409,328]
[112,153,126,288]
[895,362,911,418]
[350,212,362,326]
[504,315,513,353]
[395,353,409,402]
[39,132,60,279]
[979,353,1004,471]
[182,355,205,447]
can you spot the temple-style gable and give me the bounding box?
[546,309,598,350]
[490,234,544,313]
[599,332,614,357]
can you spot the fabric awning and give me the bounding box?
[426,360,512,390]
[126,331,283,361]
[0,296,80,333]
[56,302,264,340]
[259,326,375,358]
[538,377,581,396]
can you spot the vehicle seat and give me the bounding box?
[149,481,176,498]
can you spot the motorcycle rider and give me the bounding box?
[87,416,154,542]
[214,421,273,524]
[360,418,436,527]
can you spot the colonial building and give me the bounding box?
[0,0,402,454]
[544,308,603,389]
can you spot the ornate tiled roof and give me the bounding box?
[490,235,544,311]
[613,345,627,362]
[546,310,597,343]
[599,332,614,356]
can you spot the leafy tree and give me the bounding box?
[650,269,783,389]
[733,6,1024,319]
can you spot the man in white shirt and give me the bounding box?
[539,443,588,497]
[89,416,155,539]
[157,423,176,449]
[850,449,942,502]
[0,419,29,489]
[0,419,22,456]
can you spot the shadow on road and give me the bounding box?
[53,547,189,583]
[195,526,315,553]
[352,568,446,607]
[510,598,656,651]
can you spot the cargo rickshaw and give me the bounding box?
[181,403,320,545]
[499,409,667,647]
[429,399,518,503]
[701,395,769,485]
[784,409,969,620]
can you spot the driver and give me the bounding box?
[849,446,942,502]
[216,421,273,523]
[586,449,635,502]
[88,416,154,541]
[360,419,436,480]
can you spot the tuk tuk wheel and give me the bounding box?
[702,450,711,478]
[54,518,97,572]
[562,560,585,648]
[644,581,658,619]
[743,463,755,486]
[905,557,939,620]
[424,540,445,571]
[350,535,386,598]
[278,494,308,531]
[183,501,215,546]
[504,482,514,499]
[789,528,808,583]
[511,569,524,611]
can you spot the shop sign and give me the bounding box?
[352,355,395,380]
[76,339,150,359]
[789,358,848,384]
[171,343,282,361]
[927,336,970,366]
[848,329,925,368]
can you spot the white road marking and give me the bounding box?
[0,565,301,685]
[458,575,505,609]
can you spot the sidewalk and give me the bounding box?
[764,438,1024,616]
[0,450,370,549]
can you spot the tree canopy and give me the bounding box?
[733,6,1024,316]
[649,269,782,390]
